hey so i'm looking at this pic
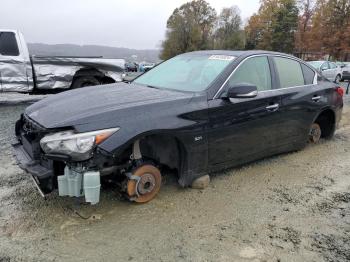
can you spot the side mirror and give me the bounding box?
[226,84,258,99]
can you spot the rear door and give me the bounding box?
[208,55,284,167]
[0,31,28,92]
[274,56,324,147]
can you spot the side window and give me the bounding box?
[227,56,272,91]
[274,57,304,88]
[301,64,316,85]
[320,62,329,71]
[330,62,337,69]
[0,32,19,56]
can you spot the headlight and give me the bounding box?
[40,128,119,160]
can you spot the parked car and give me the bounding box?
[308,60,342,83]
[13,50,344,204]
[0,29,125,93]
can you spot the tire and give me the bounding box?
[334,74,341,84]
[126,164,162,203]
[309,123,322,143]
[71,76,100,89]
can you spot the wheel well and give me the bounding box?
[314,109,335,139]
[72,68,116,84]
[137,134,187,177]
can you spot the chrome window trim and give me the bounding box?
[213,54,318,99]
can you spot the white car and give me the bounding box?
[308,61,342,83]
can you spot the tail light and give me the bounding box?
[336,86,344,97]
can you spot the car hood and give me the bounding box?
[25,82,194,129]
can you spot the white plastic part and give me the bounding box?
[63,166,83,197]
[83,171,101,205]
[57,175,68,196]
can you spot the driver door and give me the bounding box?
[207,56,283,168]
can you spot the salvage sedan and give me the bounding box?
[13,50,344,204]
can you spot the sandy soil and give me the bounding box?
[0,95,349,262]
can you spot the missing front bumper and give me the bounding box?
[12,141,54,195]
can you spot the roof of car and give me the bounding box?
[182,50,296,58]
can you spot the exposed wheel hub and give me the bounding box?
[126,164,162,203]
[137,173,156,195]
[309,123,321,143]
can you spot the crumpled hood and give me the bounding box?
[25,82,194,129]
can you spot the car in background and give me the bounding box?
[308,61,342,83]
[0,29,125,93]
[13,50,344,204]
[339,62,350,81]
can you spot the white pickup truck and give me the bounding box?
[0,30,125,93]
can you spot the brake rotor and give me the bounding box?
[127,164,161,203]
[309,123,321,143]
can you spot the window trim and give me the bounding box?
[213,54,317,99]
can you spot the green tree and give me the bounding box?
[160,0,217,60]
[245,0,299,53]
[214,6,245,50]
[271,0,299,53]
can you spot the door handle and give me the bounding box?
[266,103,279,112]
[312,96,321,102]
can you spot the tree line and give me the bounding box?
[160,0,350,61]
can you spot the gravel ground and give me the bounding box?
[0,89,350,262]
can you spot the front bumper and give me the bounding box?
[12,141,54,195]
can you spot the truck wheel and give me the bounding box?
[126,164,162,203]
[309,123,321,143]
[71,76,100,89]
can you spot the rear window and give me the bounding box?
[0,32,19,56]
[274,57,304,88]
[301,64,316,85]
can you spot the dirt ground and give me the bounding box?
[0,93,350,262]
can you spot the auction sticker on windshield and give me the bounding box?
[208,55,235,61]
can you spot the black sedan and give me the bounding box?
[13,50,344,204]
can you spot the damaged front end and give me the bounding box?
[12,114,122,204]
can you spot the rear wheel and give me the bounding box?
[71,76,100,89]
[309,123,322,143]
[126,164,162,203]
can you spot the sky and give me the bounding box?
[0,0,260,49]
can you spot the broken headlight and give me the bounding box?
[40,128,119,160]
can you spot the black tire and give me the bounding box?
[71,76,100,89]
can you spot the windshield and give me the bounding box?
[133,54,235,92]
[308,61,323,69]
